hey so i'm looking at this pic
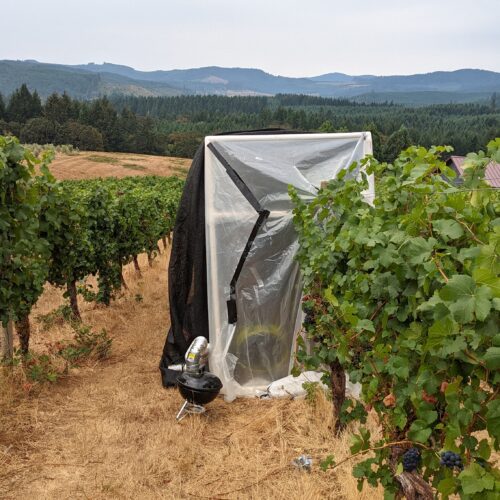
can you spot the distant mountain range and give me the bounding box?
[1,60,499,105]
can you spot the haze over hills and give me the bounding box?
[1,59,499,105]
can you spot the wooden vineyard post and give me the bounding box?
[1,320,14,360]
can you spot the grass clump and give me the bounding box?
[87,155,119,164]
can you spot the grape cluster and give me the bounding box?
[303,314,315,327]
[402,448,421,472]
[440,451,463,470]
[302,303,315,329]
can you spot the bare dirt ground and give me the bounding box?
[42,151,191,180]
[0,249,382,500]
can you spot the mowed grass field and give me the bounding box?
[1,155,383,500]
[39,150,191,180]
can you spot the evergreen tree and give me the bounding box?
[31,90,43,118]
[380,126,412,162]
[7,84,42,123]
[132,116,162,154]
[44,92,79,123]
[81,97,121,151]
[0,93,5,120]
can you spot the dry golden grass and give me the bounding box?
[0,250,383,500]
[39,151,191,180]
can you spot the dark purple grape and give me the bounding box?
[440,451,463,470]
[402,448,421,472]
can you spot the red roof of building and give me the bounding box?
[447,156,500,188]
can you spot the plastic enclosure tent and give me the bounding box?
[204,132,374,401]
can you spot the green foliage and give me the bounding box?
[167,131,203,158]
[5,349,60,383]
[3,86,499,159]
[6,84,42,122]
[44,174,184,306]
[37,304,74,330]
[20,117,58,144]
[291,140,500,497]
[0,137,55,326]
[302,381,321,405]
[112,93,500,159]
[4,315,112,382]
[1,137,184,350]
[43,92,79,123]
[1,87,163,155]
[57,121,104,151]
[58,323,112,364]
[320,454,336,472]
[24,352,59,383]
[0,93,6,120]
[24,143,79,157]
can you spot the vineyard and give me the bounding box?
[1,134,500,499]
[0,136,184,355]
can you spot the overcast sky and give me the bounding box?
[2,0,499,77]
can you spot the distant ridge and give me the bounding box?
[1,59,499,105]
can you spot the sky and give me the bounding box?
[2,0,499,77]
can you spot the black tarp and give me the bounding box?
[159,129,296,387]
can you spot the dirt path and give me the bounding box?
[0,251,381,500]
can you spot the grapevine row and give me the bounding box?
[291,139,500,498]
[1,136,184,353]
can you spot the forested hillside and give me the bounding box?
[0,86,498,160]
[0,60,182,99]
[2,60,500,103]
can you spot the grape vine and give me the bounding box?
[0,137,55,330]
[1,137,184,349]
[291,139,500,498]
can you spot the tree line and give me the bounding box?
[111,93,500,160]
[0,84,166,154]
[1,85,499,161]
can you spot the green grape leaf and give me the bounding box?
[432,219,464,240]
[458,464,495,495]
[483,347,500,370]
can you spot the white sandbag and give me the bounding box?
[266,371,361,400]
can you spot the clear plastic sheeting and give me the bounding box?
[204,133,373,401]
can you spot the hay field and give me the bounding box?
[0,248,383,500]
[39,151,191,180]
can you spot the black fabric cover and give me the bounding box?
[160,143,207,387]
[160,129,298,388]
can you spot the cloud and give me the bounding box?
[1,0,499,76]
